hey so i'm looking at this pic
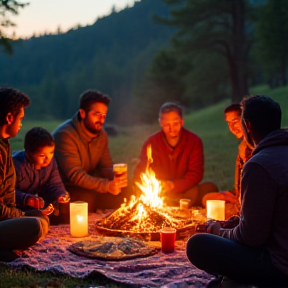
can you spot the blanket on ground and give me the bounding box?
[5,211,213,288]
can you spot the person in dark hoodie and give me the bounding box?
[186,95,288,287]
[52,90,128,222]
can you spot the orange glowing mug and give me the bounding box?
[113,163,128,188]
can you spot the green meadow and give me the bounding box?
[2,85,288,288]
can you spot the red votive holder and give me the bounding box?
[160,227,176,253]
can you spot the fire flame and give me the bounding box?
[134,144,164,208]
[101,144,193,234]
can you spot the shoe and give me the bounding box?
[0,249,20,262]
[206,275,224,288]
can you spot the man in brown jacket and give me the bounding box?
[53,90,127,221]
[0,86,49,262]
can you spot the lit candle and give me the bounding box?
[206,200,225,220]
[70,201,88,237]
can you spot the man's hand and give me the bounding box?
[40,203,54,216]
[161,181,174,193]
[57,191,70,203]
[24,195,45,209]
[107,179,122,195]
[202,191,238,207]
[114,171,128,188]
[221,191,238,203]
[196,220,221,235]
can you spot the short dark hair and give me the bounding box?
[79,90,111,112]
[159,102,183,118]
[0,86,30,125]
[241,95,281,137]
[224,103,241,115]
[24,127,55,153]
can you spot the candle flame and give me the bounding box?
[77,214,84,223]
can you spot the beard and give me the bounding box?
[84,120,103,135]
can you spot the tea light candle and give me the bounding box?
[70,201,88,237]
[180,199,191,209]
[160,227,176,253]
[206,200,225,220]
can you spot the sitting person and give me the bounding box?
[202,103,253,215]
[52,90,128,221]
[186,95,288,287]
[0,87,49,262]
[13,127,70,223]
[133,101,218,207]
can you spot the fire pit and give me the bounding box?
[95,199,197,241]
[95,145,205,241]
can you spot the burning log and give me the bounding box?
[97,197,194,234]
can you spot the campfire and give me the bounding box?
[96,145,195,239]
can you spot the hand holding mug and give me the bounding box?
[113,163,128,188]
[108,179,122,195]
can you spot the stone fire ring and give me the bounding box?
[95,219,196,241]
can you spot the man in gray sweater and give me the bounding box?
[186,95,288,287]
[53,90,128,222]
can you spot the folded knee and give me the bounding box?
[186,234,209,268]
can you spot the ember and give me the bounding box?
[96,145,196,237]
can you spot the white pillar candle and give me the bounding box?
[206,200,225,220]
[70,201,88,237]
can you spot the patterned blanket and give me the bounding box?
[6,211,213,287]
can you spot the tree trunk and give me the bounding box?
[229,0,249,103]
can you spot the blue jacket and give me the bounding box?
[12,150,66,207]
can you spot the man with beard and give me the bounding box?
[133,102,218,207]
[53,90,126,222]
[0,86,49,262]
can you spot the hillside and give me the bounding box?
[0,0,173,122]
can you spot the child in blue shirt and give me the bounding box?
[13,127,70,218]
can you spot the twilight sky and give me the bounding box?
[6,0,137,38]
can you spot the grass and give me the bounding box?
[4,84,288,287]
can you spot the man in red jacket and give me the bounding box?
[133,102,218,207]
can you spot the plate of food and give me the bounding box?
[68,236,161,261]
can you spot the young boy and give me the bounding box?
[0,87,49,262]
[13,127,70,219]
